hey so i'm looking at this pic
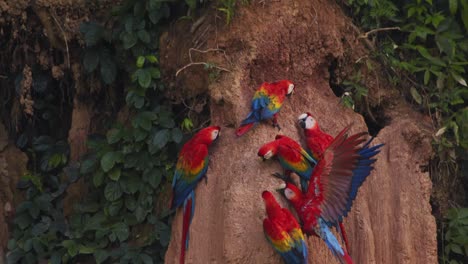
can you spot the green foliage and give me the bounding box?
[217,0,248,24]
[443,208,468,263]
[7,0,203,263]
[340,70,369,110]
[344,1,468,262]
[8,138,73,264]
[343,0,468,152]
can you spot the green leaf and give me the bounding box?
[152,129,170,149]
[113,223,129,242]
[93,169,105,187]
[449,0,458,15]
[135,206,147,222]
[144,168,162,188]
[31,220,50,236]
[101,151,123,172]
[84,49,100,72]
[7,249,23,264]
[451,72,467,86]
[78,245,95,254]
[137,56,145,68]
[140,254,154,264]
[104,182,123,201]
[137,68,152,88]
[79,202,100,213]
[185,0,197,10]
[125,195,137,211]
[132,111,156,131]
[62,240,79,257]
[48,153,63,169]
[461,2,468,32]
[148,67,160,79]
[416,46,446,67]
[410,87,423,105]
[80,22,104,46]
[133,128,148,142]
[424,70,430,85]
[80,156,97,174]
[122,32,137,49]
[126,176,141,194]
[137,30,151,43]
[94,249,110,264]
[172,128,183,143]
[146,55,158,63]
[50,252,62,264]
[108,167,121,181]
[100,55,117,85]
[15,213,32,230]
[451,243,463,254]
[107,128,123,144]
[107,199,123,216]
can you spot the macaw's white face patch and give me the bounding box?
[212,129,220,140]
[287,83,295,95]
[284,188,295,200]
[263,150,274,160]
[305,116,317,129]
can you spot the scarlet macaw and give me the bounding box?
[262,191,308,264]
[281,126,383,264]
[297,113,384,252]
[236,80,295,136]
[257,135,316,193]
[170,126,221,264]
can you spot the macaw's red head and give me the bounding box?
[281,182,303,206]
[262,191,281,216]
[272,80,295,96]
[191,125,221,145]
[297,112,318,130]
[274,134,301,149]
[258,141,278,161]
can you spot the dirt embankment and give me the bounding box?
[161,0,437,263]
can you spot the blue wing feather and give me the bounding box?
[171,155,209,209]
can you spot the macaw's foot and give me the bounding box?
[271,172,289,182]
[272,122,281,131]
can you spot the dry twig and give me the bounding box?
[358,27,401,39]
[51,10,70,69]
[175,48,231,77]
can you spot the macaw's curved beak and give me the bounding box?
[298,119,306,129]
[275,187,286,195]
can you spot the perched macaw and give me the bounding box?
[258,135,316,193]
[170,125,221,264]
[297,113,384,252]
[280,126,383,264]
[236,80,295,136]
[262,191,308,264]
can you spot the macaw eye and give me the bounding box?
[287,84,295,94]
[263,150,274,159]
[284,188,295,200]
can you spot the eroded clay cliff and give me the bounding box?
[162,0,437,263]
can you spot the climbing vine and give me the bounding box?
[6,0,200,263]
[341,0,468,263]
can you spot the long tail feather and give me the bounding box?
[319,220,353,264]
[235,123,256,136]
[338,222,350,254]
[180,191,195,264]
